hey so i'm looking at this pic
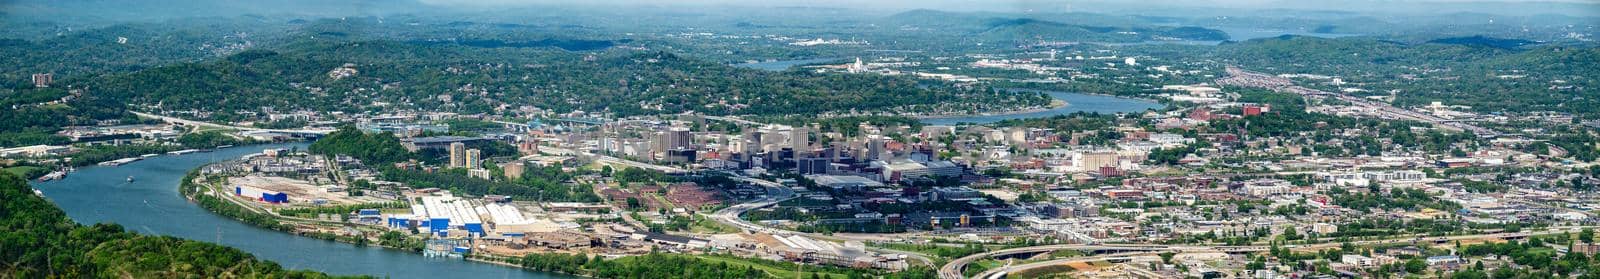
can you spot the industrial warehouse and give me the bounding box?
[190,148,649,259]
[383,196,549,238]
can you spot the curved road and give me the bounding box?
[542,144,940,267]
[940,227,1593,279]
[132,111,333,135]
[705,174,940,267]
[970,252,1157,279]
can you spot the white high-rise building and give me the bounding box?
[790,127,809,158]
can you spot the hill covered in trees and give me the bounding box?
[885,9,1230,43]
[79,38,1044,122]
[0,172,355,278]
[1212,35,1599,117]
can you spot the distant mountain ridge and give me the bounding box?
[1427,35,1538,50]
[886,9,1229,42]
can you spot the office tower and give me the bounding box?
[650,131,668,158]
[827,142,841,162]
[866,135,886,161]
[741,130,761,162]
[667,126,692,150]
[790,127,808,159]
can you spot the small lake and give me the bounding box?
[30,143,570,279]
[921,90,1163,125]
[732,58,841,71]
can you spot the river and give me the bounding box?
[29,143,569,279]
[732,58,842,71]
[921,90,1163,125]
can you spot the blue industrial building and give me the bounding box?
[235,186,288,204]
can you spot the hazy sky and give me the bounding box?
[412,0,1600,16]
[414,0,1599,8]
[4,0,1593,23]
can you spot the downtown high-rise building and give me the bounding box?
[790,126,809,159]
[652,126,694,160]
[667,126,692,150]
[865,135,887,161]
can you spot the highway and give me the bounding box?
[700,115,765,126]
[132,111,334,135]
[541,144,938,266]
[536,146,688,174]
[938,244,1265,279]
[1215,67,1498,137]
[969,252,1158,279]
[940,227,1593,279]
[704,174,940,267]
[708,175,799,235]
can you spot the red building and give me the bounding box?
[1243,105,1263,116]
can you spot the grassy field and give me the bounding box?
[690,215,740,234]
[870,242,987,259]
[964,259,1006,277]
[2,166,46,179]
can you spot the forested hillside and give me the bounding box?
[1212,35,1598,116]
[885,9,1231,43]
[0,172,356,278]
[80,39,1045,121]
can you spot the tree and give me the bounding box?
[1451,269,1488,279]
[308,126,412,164]
[0,172,351,278]
[1405,258,1427,274]
[1282,227,1303,241]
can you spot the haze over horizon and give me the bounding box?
[3,0,1598,22]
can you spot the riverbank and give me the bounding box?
[11,135,265,181]
[911,98,1069,120]
[0,170,354,278]
[178,168,394,248]
[920,90,1166,125]
[811,94,1063,121]
[32,143,573,278]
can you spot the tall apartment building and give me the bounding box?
[31,73,52,88]
[449,142,467,168]
[465,149,482,169]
